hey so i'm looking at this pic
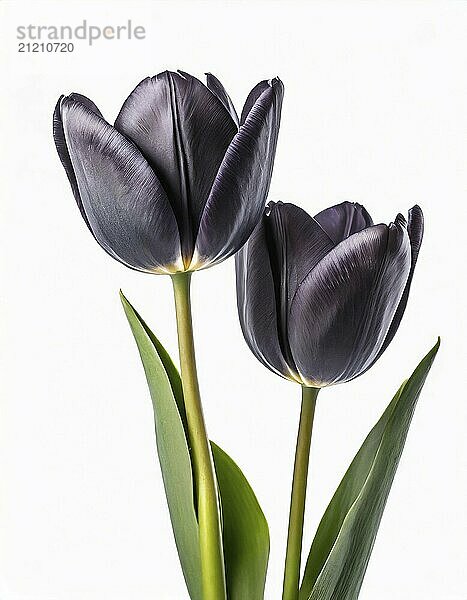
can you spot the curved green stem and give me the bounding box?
[171,272,226,600]
[282,385,319,600]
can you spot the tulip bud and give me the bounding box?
[236,201,423,387]
[53,71,284,274]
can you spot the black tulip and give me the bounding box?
[53,71,284,273]
[236,201,423,387]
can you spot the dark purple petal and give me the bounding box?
[373,205,424,361]
[288,222,411,386]
[240,80,270,125]
[266,202,337,300]
[345,219,411,377]
[264,202,336,370]
[314,201,373,244]
[53,94,97,231]
[60,96,181,273]
[194,78,284,269]
[205,73,239,126]
[114,71,237,264]
[235,217,296,381]
[54,94,140,269]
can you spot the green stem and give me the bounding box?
[282,385,319,600]
[171,272,226,600]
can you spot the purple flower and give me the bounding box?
[236,201,423,387]
[53,71,283,273]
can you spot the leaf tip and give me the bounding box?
[119,289,132,311]
[431,336,441,356]
[416,337,441,380]
[119,290,137,326]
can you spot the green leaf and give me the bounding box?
[211,441,270,600]
[299,339,440,600]
[121,291,270,600]
[120,291,202,600]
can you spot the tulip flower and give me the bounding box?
[53,70,283,274]
[53,70,284,600]
[236,200,423,387]
[235,200,423,600]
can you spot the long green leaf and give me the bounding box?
[299,339,440,600]
[120,292,202,600]
[121,291,270,600]
[211,441,270,600]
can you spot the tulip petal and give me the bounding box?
[314,201,373,244]
[264,202,336,371]
[266,202,336,302]
[240,80,270,125]
[205,73,239,126]
[114,71,237,264]
[289,223,411,386]
[347,220,411,377]
[235,219,295,381]
[53,94,102,231]
[373,205,424,361]
[194,78,284,269]
[60,96,181,273]
[54,94,143,270]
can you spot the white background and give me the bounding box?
[1,1,466,599]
